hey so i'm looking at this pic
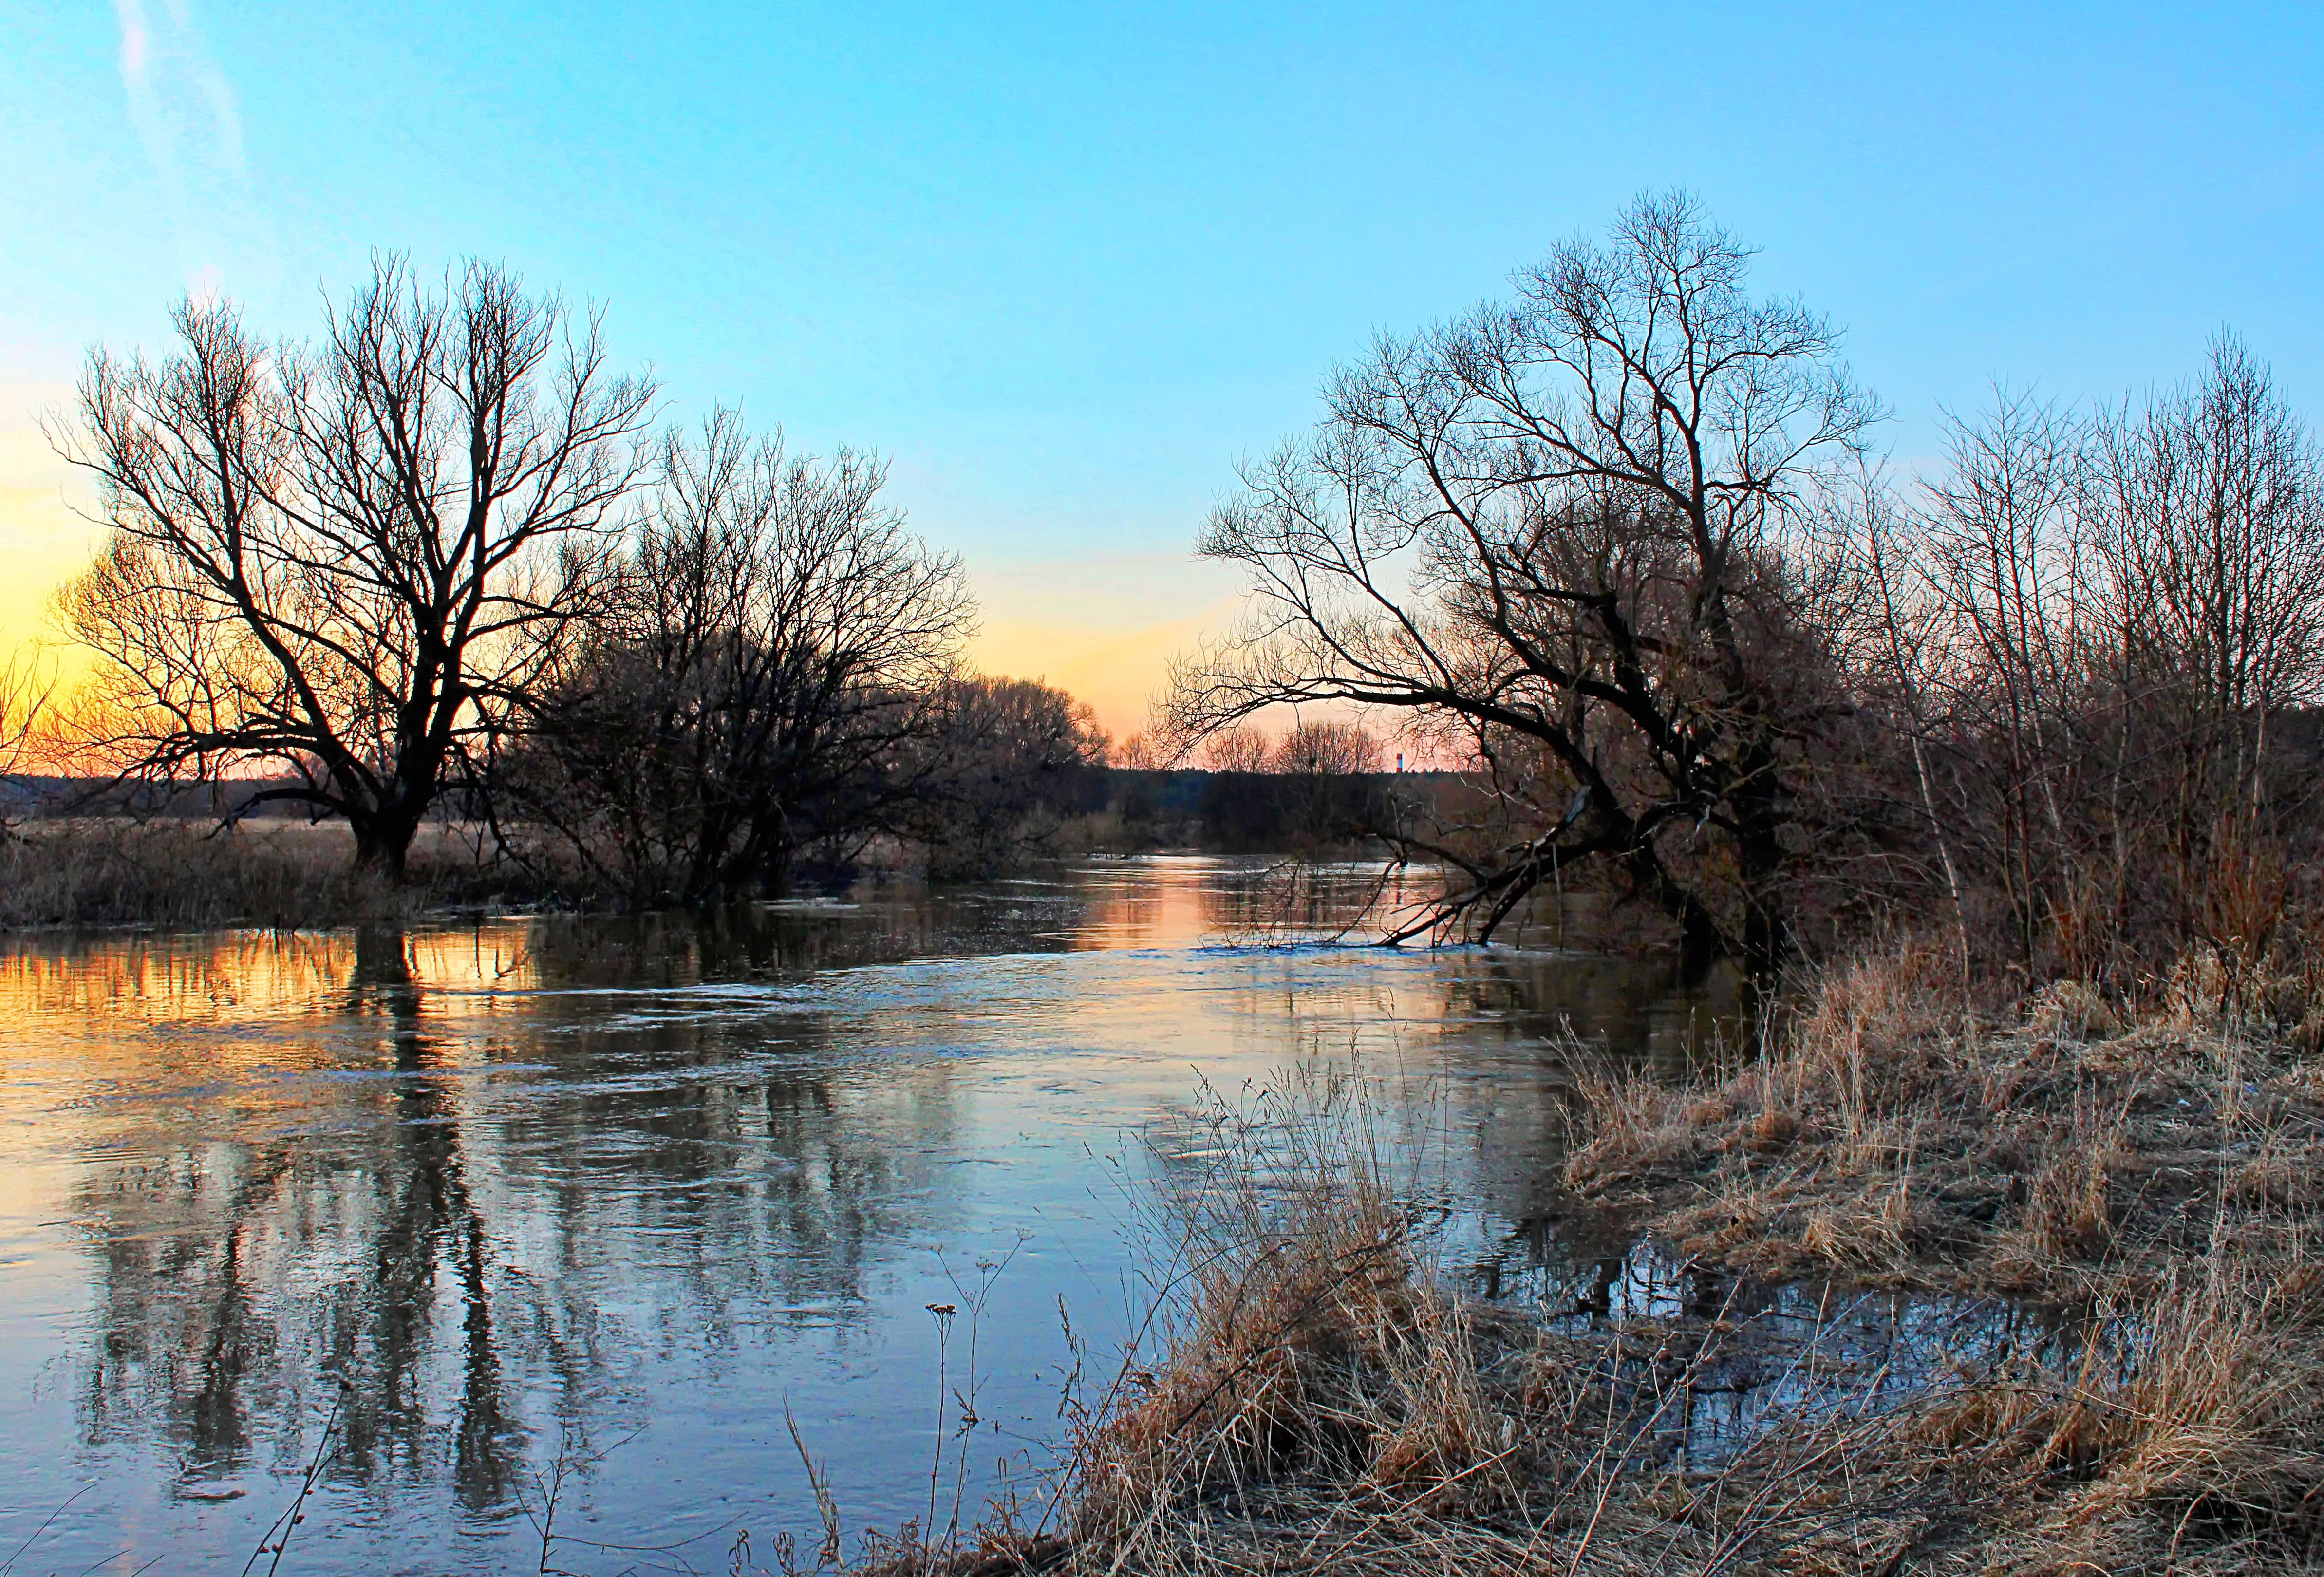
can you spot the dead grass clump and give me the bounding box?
[1562,1055,1700,1185]
[2060,1258,2324,1555]
[1989,1089,2130,1280]
[905,1048,2324,1577]
[2025,976,2122,1041]
[1569,942,2324,1303]
[1918,1252,2324,1574]
[1066,1080,1516,1543]
[981,1079,1960,1577]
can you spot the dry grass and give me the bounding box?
[0,817,550,930]
[1565,943,2324,1303]
[880,1079,1958,1577]
[855,952,2324,1577]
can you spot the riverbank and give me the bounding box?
[0,817,546,929]
[0,793,1410,932]
[912,949,2324,1576]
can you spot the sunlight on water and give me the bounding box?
[0,858,1738,1574]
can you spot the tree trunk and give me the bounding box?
[351,807,422,882]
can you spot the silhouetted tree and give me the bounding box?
[1201,724,1271,773]
[56,257,654,876]
[917,675,1109,877]
[1268,718,1381,776]
[516,410,973,901]
[1172,192,1879,976]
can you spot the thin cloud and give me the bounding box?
[113,0,267,299]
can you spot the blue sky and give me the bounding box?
[5,1,2322,729]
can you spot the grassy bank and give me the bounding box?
[0,818,554,930]
[882,954,2324,1577]
[1565,945,2324,1303]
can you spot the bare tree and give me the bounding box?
[1910,388,2090,969]
[1868,340,2324,979]
[1170,192,1880,976]
[54,258,654,876]
[1112,732,1165,770]
[916,675,1109,877]
[1202,724,1273,773]
[1842,475,1972,980]
[517,410,974,902]
[2073,337,2324,962]
[1268,718,1381,776]
[2085,340,2324,792]
[1811,363,2324,988]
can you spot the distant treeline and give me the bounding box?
[1067,767,1459,855]
[0,766,1462,860]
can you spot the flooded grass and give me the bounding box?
[0,817,553,930]
[1565,943,2324,1303]
[878,950,2324,1576]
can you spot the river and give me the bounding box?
[0,856,1736,1574]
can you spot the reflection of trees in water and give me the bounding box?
[46,865,1736,1527]
[1187,860,1438,942]
[318,927,524,1508]
[1438,948,1744,1076]
[1429,949,1745,1295]
[1133,922,1747,1314]
[68,923,963,1514]
[516,886,1094,988]
[0,929,378,1024]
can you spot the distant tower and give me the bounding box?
[1396,752,1404,773]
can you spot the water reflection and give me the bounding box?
[0,859,1743,1573]
[1469,1239,2098,1468]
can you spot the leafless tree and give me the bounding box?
[916,675,1109,877]
[1868,339,2324,980]
[53,257,655,876]
[1268,718,1381,776]
[1201,724,1273,773]
[2084,337,2324,814]
[1112,732,1165,770]
[516,410,974,902]
[1906,388,2091,968]
[1170,192,1880,976]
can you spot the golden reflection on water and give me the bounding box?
[0,924,542,1024]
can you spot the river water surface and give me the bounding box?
[0,858,1740,1574]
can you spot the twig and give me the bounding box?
[239,1382,348,1577]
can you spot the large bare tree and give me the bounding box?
[55,258,655,876]
[515,411,975,902]
[1170,193,1880,976]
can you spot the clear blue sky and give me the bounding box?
[5,1,2321,727]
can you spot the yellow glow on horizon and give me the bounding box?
[1,385,1244,751]
[964,553,1245,746]
[968,606,1226,748]
[0,389,102,698]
